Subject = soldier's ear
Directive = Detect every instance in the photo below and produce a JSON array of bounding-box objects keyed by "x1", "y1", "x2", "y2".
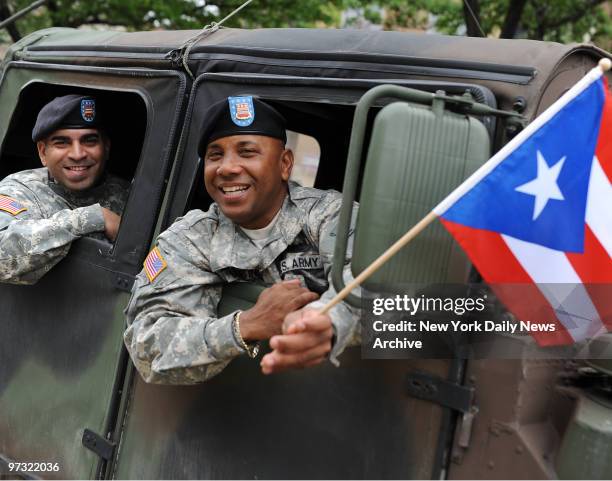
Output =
[
  {"x1": 37, "y1": 141, "x2": 48, "y2": 166},
  {"x1": 280, "y1": 147, "x2": 294, "y2": 182}
]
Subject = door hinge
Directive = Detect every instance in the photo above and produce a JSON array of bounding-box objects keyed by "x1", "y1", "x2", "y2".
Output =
[
  {"x1": 82, "y1": 429, "x2": 115, "y2": 461},
  {"x1": 405, "y1": 371, "x2": 479, "y2": 454},
  {"x1": 405, "y1": 371, "x2": 474, "y2": 413},
  {"x1": 406, "y1": 372, "x2": 478, "y2": 448}
]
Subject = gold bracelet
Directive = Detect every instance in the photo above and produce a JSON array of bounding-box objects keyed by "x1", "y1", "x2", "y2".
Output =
[{"x1": 233, "y1": 310, "x2": 260, "y2": 359}]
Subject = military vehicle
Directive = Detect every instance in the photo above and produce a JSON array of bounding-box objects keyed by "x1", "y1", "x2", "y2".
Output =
[{"x1": 0, "y1": 25, "x2": 610, "y2": 480}]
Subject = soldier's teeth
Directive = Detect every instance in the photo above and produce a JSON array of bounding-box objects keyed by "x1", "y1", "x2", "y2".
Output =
[{"x1": 222, "y1": 186, "x2": 248, "y2": 193}]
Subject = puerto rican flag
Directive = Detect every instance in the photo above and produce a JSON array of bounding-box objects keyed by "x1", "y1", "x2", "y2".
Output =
[{"x1": 434, "y1": 63, "x2": 612, "y2": 345}]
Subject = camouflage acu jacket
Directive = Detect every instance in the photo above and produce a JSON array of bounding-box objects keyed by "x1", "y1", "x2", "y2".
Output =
[
  {"x1": 124, "y1": 183, "x2": 360, "y2": 384},
  {"x1": 0, "y1": 167, "x2": 129, "y2": 284}
]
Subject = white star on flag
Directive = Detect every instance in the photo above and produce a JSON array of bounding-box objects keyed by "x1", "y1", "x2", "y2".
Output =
[{"x1": 515, "y1": 150, "x2": 566, "y2": 220}]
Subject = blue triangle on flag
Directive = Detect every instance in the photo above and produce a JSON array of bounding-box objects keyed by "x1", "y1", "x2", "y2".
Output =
[{"x1": 442, "y1": 79, "x2": 604, "y2": 253}]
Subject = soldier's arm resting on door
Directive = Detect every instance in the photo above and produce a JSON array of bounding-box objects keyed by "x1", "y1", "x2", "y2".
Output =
[{"x1": 0, "y1": 183, "x2": 106, "y2": 285}]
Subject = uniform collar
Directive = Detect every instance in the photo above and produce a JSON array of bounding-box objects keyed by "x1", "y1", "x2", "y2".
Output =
[
  {"x1": 209, "y1": 182, "x2": 307, "y2": 272},
  {"x1": 46, "y1": 169, "x2": 110, "y2": 208}
]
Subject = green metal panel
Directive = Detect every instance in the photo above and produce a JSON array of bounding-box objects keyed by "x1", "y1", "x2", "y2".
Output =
[
  {"x1": 0, "y1": 67, "x2": 127, "y2": 480},
  {"x1": 114, "y1": 353, "x2": 454, "y2": 480},
  {"x1": 556, "y1": 394, "x2": 612, "y2": 479},
  {"x1": 352, "y1": 101, "x2": 490, "y2": 288},
  {"x1": 0, "y1": 63, "x2": 186, "y2": 479},
  {"x1": 0, "y1": 276, "x2": 129, "y2": 479}
]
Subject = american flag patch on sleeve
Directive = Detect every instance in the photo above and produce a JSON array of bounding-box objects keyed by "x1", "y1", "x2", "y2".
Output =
[
  {"x1": 0, "y1": 195, "x2": 27, "y2": 216},
  {"x1": 143, "y1": 246, "x2": 167, "y2": 282}
]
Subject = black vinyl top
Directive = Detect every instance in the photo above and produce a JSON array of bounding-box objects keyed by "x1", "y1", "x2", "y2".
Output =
[
  {"x1": 3, "y1": 27, "x2": 610, "y2": 117},
  {"x1": 8, "y1": 27, "x2": 592, "y2": 74}
]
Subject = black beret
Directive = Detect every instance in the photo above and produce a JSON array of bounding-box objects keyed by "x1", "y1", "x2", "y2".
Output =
[
  {"x1": 32, "y1": 95, "x2": 103, "y2": 142},
  {"x1": 197, "y1": 96, "x2": 287, "y2": 156}
]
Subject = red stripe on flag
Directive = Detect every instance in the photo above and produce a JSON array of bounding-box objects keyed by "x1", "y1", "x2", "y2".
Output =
[
  {"x1": 566, "y1": 225, "x2": 612, "y2": 329},
  {"x1": 567, "y1": 225, "x2": 612, "y2": 282},
  {"x1": 596, "y1": 77, "x2": 612, "y2": 181},
  {"x1": 440, "y1": 218, "x2": 532, "y2": 283},
  {"x1": 440, "y1": 218, "x2": 573, "y2": 345}
]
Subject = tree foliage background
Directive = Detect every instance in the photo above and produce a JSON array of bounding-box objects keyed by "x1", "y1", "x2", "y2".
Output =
[{"x1": 0, "y1": 0, "x2": 610, "y2": 50}]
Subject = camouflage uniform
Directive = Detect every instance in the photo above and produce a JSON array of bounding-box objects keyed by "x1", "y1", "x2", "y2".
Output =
[
  {"x1": 0, "y1": 167, "x2": 129, "y2": 285},
  {"x1": 125, "y1": 182, "x2": 361, "y2": 384}
]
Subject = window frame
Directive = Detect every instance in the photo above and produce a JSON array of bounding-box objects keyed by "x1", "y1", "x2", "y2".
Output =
[
  {"x1": 161, "y1": 72, "x2": 498, "y2": 228},
  {"x1": 0, "y1": 61, "x2": 187, "y2": 278}
]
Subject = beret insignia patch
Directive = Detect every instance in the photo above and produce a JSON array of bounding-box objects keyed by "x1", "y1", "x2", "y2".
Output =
[
  {"x1": 0, "y1": 195, "x2": 27, "y2": 216},
  {"x1": 143, "y1": 246, "x2": 167, "y2": 282},
  {"x1": 229, "y1": 96, "x2": 255, "y2": 127},
  {"x1": 81, "y1": 99, "x2": 96, "y2": 123}
]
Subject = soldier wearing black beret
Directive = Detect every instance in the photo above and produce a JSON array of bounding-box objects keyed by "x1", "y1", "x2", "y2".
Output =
[
  {"x1": 196, "y1": 96, "x2": 288, "y2": 156},
  {"x1": 125, "y1": 96, "x2": 361, "y2": 385},
  {"x1": 0, "y1": 94, "x2": 130, "y2": 285}
]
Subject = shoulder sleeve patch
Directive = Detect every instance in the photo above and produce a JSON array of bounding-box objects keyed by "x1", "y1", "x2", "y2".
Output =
[
  {"x1": 143, "y1": 246, "x2": 167, "y2": 282},
  {"x1": 0, "y1": 194, "x2": 27, "y2": 216}
]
